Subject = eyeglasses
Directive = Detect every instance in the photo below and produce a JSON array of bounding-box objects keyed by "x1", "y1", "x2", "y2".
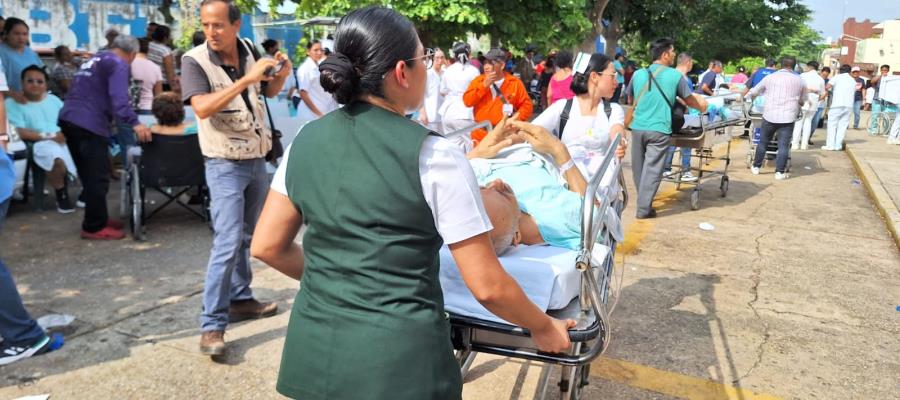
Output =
[
  {"x1": 405, "y1": 47, "x2": 435, "y2": 69},
  {"x1": 25, "y1": 79, "x2": 45, "y2": 84}
]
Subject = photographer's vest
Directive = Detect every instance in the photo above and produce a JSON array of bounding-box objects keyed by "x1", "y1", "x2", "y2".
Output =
[{"x1": 184, "y1": 40, "x2": 271, "y2": 160}]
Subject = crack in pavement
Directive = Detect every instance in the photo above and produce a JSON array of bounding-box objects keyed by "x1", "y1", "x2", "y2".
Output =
[
  {"x1": 66, "y1": 288, "x2": 205, "y2": 342},
  {"x1": 754, "y1": 307, "x2": 900, "y2": 336},
  {"x1": 735, "y1": 228, "x2": 772, "y2": 384}
]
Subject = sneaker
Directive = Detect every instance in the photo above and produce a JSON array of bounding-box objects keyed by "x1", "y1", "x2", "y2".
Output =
[
  {"x1": 751, "y1": 166, "x2": 760, "y2": 175},
  {"x1": 199, "y1": 330, "x2": 225, "y2": 356},
  {"x1": 663, "y1": 170, "x2": 676, "y2": 178},
  {"x1": 820, "y1": 145, "x2": 833, "y2": 151},
  {"x1": 56, "y1": 190, "x2": 75, "y2": 214},
  {"x1": 791, "y1": 144, "x2": 799, "y2": 150},
  {"x1": 229, "y1": 299, "x2": 278, "y2": 322},
  {"x1": 75, "y1": 200, "x2": 86, "y2": 208},
  {"x1": 0, "y1": 335, "x2": 51, "y2": 366},
  {"x1": 81, "y1": 226, "x2": 126, "y2": 240},
  {"x1": 775, "y1": 172, "x2": 789, "y2": 180},
  {"x1": 106, "y1": 219, "x2": 124, "y2": 230},
  {"x1": 681, "y1": 172, "x2": 699, "y2": 182},
  {"x1": 800, "y1": 144, "x2": 808, "y2": 150}
]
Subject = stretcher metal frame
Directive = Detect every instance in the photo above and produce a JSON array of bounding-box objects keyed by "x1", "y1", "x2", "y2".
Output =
[
  {"x1": 667, "y1": 95, "x2": 749, "y2": 210},
  {"x1": 447, "y1": 127, "x2": 627, "y2": 400}
]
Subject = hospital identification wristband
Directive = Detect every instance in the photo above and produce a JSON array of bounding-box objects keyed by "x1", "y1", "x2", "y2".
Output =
[
  {"x1": 0, "y1": 133, "x2": 8, "y2": 142},
  {"x1": 558, "y1": 159, "x2": 576, "y2": 174}
]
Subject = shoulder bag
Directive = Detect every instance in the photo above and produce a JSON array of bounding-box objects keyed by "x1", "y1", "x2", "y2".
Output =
[{"x1": 624, "y1": 66, "x2": 666, "y2": 129}]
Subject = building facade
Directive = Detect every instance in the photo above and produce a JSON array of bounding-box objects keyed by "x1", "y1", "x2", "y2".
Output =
[{"x1": 855, "y1": 19, "x2": 900, "y2": 74}]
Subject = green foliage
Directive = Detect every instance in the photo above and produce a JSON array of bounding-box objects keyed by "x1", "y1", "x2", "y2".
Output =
[
  {"x1": 724, "y1": 56, "x2": 764, "y2": 74},
  {"x1": 611, "y1": 0, "x2": 813, "y2": 66},
  {"x1": 778, "y1": 24, "x2": 827, "y2": 63}
]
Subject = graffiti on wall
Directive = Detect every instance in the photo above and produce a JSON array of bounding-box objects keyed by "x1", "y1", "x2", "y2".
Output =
[{"x1": 0, "y1": 0, "x2": 301, "y2": 56}]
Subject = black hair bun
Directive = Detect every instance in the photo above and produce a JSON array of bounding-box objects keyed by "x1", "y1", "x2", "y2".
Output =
[{"x1": 319, "y1": 52, "x2": 359, "y2": 104}]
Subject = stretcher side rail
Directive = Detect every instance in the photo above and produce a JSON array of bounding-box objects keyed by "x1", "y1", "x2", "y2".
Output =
[{"x1": 449, "y1": 134, "x2": 625, "y2": 368}]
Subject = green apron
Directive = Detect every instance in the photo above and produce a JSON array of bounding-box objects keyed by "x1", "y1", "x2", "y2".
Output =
[{"x1": 277, "y1": 102, "x2": 462, "y2": 400}]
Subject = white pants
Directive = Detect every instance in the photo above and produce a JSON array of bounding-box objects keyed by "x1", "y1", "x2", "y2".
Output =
[
  {"x1": 826, "y1": 107, "x2": 851, "y2": 150},
  {"x1": 33, "y1": 140, "x2": 78, "y2": 174},
  {"x1": 890, "y1": 112, "x2": 900, "y2": 141},
  {"x1": 792, "y1": 94, "x2": 817, "y2": 148}
]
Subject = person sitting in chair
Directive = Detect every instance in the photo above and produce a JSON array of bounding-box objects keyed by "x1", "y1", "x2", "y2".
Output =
[
  {"x1": 149, "y1": 92, "x2": 198, "y2": 136},
  {"x1": 5, "y1": 65, "x2": 77, "y2": 213}
]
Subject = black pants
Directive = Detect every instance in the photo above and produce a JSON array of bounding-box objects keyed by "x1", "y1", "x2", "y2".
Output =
[{"x1": 61, "y1": 120, "x2": 110, "y2": 232}]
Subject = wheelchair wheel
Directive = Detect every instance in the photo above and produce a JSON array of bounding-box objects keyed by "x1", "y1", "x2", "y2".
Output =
[
  {"x1": 119, "y1": 167, "x2": 129, "y2": 219},
  {"x1": 129, "y1": 166, "x2": 144, "y2": 241},
  {"x1": 720, "y1": 175, "x2": 729, "y2": 197}
]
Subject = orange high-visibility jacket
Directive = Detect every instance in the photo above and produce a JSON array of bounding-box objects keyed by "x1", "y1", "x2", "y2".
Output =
[{"x1": 463, "y1": 73, "x2": 533, "y2": 143}]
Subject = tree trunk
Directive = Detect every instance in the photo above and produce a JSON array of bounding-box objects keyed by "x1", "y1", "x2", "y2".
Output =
[
  {"x1": 604, "y1": 11, "x2": 621, "y2": 57},
  {"x1": 578, "y1": 0, "x2": 611, "y2": 52}
]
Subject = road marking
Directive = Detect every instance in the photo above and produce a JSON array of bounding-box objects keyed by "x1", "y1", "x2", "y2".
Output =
[{"x1": 590, "y1": 357, "x2": 783, "y2": 400}]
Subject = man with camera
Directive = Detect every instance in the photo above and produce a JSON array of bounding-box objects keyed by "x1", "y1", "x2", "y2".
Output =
[{"x1": 181, "y1": 0, "x2": 291, "y2": 357}]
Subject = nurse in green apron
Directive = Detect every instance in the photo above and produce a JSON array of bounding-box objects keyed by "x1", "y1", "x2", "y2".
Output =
[{"x1": 251, "y1": 7, "x2": 574, "y2": 400}]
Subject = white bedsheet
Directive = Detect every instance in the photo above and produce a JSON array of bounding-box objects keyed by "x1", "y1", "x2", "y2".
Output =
[{"x1": 439, "y1": 244, "x2": 610, "y2": 325}]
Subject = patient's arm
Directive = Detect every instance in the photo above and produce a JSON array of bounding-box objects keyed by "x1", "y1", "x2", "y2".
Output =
[
  {"x1": 466, "y1": 113, "x2": 521, "y2": 159},
  {"x1": 450, "y1": 232, "x2": 575, "y2": 353},
  {"x1": 508, "y1": 120, "x2": 589, "y2": 196},
  {"x1": 251, "y1": 190, "x2": 305, "y2": 280},
  {"x1": 683, "y1": 93, "x2": 708, "y2": 113}
]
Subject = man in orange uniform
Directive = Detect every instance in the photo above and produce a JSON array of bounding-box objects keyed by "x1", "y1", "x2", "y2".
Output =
[{"x1": 464, "y1": 48, "x2": 532, "y2": 144}]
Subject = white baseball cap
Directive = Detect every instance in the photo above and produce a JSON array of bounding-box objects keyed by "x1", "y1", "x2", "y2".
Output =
[{"x1": 851, "y1": 66, "x2": 861, "y2": 72}]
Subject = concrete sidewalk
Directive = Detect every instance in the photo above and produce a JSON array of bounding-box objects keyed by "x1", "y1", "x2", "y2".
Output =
[{"x1": 845, "y1": 126, "x2": 900, "y2": 248}]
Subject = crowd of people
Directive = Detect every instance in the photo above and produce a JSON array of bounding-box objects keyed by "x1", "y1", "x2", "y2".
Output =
[{"x1": 0, "y1": 4, "x2": 898, "y2": 399}]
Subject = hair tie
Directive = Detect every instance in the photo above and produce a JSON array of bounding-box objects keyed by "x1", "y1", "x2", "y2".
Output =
[{"x1": 319, "y1": 52, "x2": 356, "y2": 78}]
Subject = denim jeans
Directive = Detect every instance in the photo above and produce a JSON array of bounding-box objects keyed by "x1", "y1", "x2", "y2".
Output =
[
  {"x1": 810, "y1": 106, "x2": 824, "y2": 138},
  {"x1": 1, "y1": 200, "x2": 45, "y2": 345},
  {"x1": 753, "y1": 119, "x2": 792, "y2": 173},
  {"x1": 853, "y1": 99, "x2": 862, "y2": 128},
  {"x1": 200, "y1": 157, "x2": 269, "y2": 332},
  {"x1": 663, "y1": 146, "x2": 691, "y2": 173}
]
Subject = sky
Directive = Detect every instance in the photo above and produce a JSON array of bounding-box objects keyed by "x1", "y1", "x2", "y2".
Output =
[{"x1": 803, "y1": 0, "x2": 900, "y2": 42}]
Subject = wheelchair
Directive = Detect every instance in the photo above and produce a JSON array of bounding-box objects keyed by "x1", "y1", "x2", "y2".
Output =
[{"x1": 121, "y1": 134, "x2": 210, "y2": 240}]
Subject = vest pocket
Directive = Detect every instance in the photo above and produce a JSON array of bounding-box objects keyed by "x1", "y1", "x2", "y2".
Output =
[{"x1": 211, "y1": 109, "x2": 252, "y2": 133}]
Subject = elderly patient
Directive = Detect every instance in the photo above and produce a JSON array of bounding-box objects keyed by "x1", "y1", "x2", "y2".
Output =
[{"x1": 468, "y1": 118, "x2": 624, "y2": 254}]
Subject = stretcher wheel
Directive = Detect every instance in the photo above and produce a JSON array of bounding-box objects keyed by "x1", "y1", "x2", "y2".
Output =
[
  {"x1": 720, "y1": 176, "x2": 729, "y2": 197},
  {"x1": 130, "y1": 166, "x2": 144, "y2": 241},
  {"x1": 690, "y1": 190, "x2": 700, "y2": 210},
  {"x1": 745, "y1": 149, "x2": 753, "y2": 168}
]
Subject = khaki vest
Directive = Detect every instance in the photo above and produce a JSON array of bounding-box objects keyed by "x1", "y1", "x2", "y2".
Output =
[{"x1": 184, "y1": 40, "x2": 271, "y2": 159}]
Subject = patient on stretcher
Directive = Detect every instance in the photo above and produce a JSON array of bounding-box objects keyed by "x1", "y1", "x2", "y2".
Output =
[{"x1": 468, "y1": 119, "x2": 624, "y2": 254}]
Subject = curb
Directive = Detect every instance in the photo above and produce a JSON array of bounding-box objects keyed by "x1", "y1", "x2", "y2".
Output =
[{"x1": 846, "y1": 145, "x2": 900, "y2": 250}]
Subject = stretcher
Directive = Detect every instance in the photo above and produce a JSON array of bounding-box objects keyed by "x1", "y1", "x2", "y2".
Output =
[
  {"x1": 667, "y1": 93, "x2": 749, "y2": 210},
  {"x1": 441, "y1": 130, "x2": 627, "y2": 400}
]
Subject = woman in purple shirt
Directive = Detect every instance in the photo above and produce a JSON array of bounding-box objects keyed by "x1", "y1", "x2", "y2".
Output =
[{"x1": 58, "y1": 35, "x2": 151, "y2": 240}]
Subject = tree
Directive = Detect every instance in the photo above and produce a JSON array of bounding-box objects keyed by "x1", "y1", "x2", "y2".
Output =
[
  {"x1": 250, "y1": 0, "x2": 597, "y2": 53},
  {"x1": 779, "y1": 24, "x2": 827, "y2": 64},
  {"x1": 608, "y1": 0, "x2": 812, "y2": 65}
]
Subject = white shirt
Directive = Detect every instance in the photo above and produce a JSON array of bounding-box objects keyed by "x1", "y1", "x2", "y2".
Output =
[
  {"x1": 438, "y1": 62, "x2": 480, "y2": 122},
  {"x1": 271, "y1": 137, "x2": 493, "y2": 245},
  {"x1": 297, "y1": 57, "x2": 338, "y2": 117},
  {"x1": 829, "y1": 73, "x2": 857, "y2": 109},
  {"x1": 800, "y1": 70, "x2": 826, "y2": 107},
  {"x1": 423, "y1": 68, "x2": 444, "y2": 122},
  {"x1": 532, "y1": 96, "x2": 625, "y2": 177}
]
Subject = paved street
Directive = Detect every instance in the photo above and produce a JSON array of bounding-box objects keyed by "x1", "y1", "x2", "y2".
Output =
[{"x1": 1, "y1": 126, "x2": 899, "y2": 399}]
